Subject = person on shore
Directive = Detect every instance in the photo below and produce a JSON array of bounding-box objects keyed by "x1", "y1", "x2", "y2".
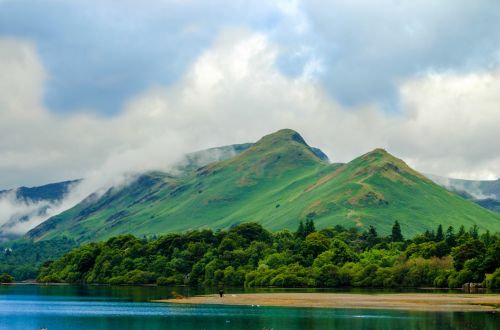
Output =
[{"x1": 219, "y1": 289, "x2": 224, "y2": 298}]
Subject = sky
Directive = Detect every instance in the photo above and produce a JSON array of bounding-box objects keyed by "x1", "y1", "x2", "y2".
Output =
[{"x1": 1, "y1": 0, "x2": 500, "y2": 190}]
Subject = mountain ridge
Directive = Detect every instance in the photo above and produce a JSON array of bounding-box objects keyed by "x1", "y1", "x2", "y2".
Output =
[{"x1": 26, "y1": 129, "x2": 500, "y2": 242}]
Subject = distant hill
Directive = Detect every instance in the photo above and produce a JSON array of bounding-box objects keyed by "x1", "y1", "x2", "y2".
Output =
[
  {"x1": 0, "y1": 180, "x2": 78, "y2": 241},
  {"x1": 474, "y1": 198, "x2": 500, "y2": 213},
  {"x1": 0, "y1": 180, "x2": 78, "y2": 202},
  {"x1": 26, "y1": 129, "x2": 500, "y2": 243},
  {"x1": 427, "y1": 174, "x2": 500, "y2": 213}
]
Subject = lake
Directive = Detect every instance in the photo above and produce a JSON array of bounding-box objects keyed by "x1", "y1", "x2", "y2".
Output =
[{"x1": 0, "y1": 285, "x2": 498, "y2": 329}]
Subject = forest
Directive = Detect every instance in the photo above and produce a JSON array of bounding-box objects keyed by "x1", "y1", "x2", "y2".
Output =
[
  {"x1": 35, "y1": 221, "x2": 500, "y2": 289},
  {"x1": 0, "y1": 237, "x2": 76, "y2": 280}
]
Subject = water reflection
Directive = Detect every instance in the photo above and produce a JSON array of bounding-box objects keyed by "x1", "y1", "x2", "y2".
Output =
[{"x1": 0, "y1": 285, "x2": 498, "y2": 330}]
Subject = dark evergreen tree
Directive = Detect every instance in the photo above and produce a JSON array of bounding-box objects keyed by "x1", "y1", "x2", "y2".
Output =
[
  {"x1": 445, "y1": 226, "x2": 456, "y2": 247},
  {"x1": 365, "y1": 225, "x2": 379, "y2": 248},
  {"x1": 469, "y1": 224, "x2": 479, "y2": 239},
  {"x1": 305, "y1": 219, "x2": 316, "y2": 236},
  {"x1": 423, "y1": 229, "x2": 435, "y2": 242},
  {"x1": 457, "y1": 225, "x2": 466, "y2": 238},
  {"x1": 435, "y1": 224, "x2": 444, "y2": 241},
  {"x1": 391, "y1": 220, "x2": 403, "y2": 242},
  {"x1": 481, "y1": 230, "x2": 492, "y2": 247},
  {"x1": 295, "y1": 221, "x2": 306, "y2": 239}
]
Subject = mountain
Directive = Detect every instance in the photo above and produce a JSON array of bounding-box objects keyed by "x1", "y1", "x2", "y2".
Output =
[
  {"x1": 0, "y1": 144, "x2": 255, "y2": 242},
  {"x1": 0, "y1": 180, "x2": 78, "y2": 202},
  {"x1": 427, "y1": 174, "x2": 500, "y2": 213},
  {"x1": 27, "y1": 129, "x2": 500, "y2": 242},
  {"x1": 427, "y1": 174, "x2": 500, "y2": 199},
  {"x1": 474, "y1": 199, "x2": 500, "y2": 213},
  {"x1": 0, "y1": 180, "x2": 78, "y2": 241}
]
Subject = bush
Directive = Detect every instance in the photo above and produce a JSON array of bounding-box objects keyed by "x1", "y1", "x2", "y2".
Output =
[
  {"x1": 0, "y1": 273, "x2": 14, "y2": 283},
  {"x1": 483, "y1": 268, "x2": 500, "y2": 289},
  {"x1": 157, "y1": 276, "x2": 178, "y2": 286},
  {"x1": 315, "y1": 264, "x2": 341, "y2": 287}
]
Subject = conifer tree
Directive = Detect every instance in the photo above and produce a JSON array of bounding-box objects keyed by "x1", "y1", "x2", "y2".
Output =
[
  {"x1": 366, "y1": 225, "x2": 378, "y2": 248},
  {"x1": 457, "y1": 225, "x2": 466, "y2": 239},
  {"x1": 435, "y1": 224, "x2": 444, "y2": 241},
  {"x1": 305, "y1": 219, "x2": 316, "y2": 236},
  {"x1": 391, "y1": 220, "x2": 403, "y2": 242},
  {"x1": 296, "y1": 221, "x2": 306, "y2": 239},
  {"x1": 469, "y1": 224, "x2": 479, "y2": 239},
  {"x1": 446, "y1": 226, "x2": 456, "y2": 247}
]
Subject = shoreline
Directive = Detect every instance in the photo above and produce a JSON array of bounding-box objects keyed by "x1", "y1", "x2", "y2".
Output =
[{"x1": 156, "y1": 292, "x2": 500, "y2": 312}]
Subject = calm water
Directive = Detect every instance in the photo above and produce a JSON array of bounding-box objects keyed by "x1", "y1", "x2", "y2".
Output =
[{"x1": 0, "y1": 285, "x2": 498, "y2": 330}]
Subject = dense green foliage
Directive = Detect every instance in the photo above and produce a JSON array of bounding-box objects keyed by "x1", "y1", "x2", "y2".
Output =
[
  {"x1": 0, "y1": 237, "x2": 76, "y2": 280},
  {"x1": 28, "y1": 129, "x2": 500, "y2": 243},
  {"x1": 0, "y1": 273, "x2": 14, "y2": 283},
  {"x1": 38, "y1": 221, "x2": 500, "y2": 289}
]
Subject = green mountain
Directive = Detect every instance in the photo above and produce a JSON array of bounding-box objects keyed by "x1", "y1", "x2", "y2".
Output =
[{"x1": 27, "y1": 129, "x2": 500, "y2": 243}]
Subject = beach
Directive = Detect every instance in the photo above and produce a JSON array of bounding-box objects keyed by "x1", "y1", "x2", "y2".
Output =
[{"x1": 158, "y1": 292, "x2": 500, "y2": 312}]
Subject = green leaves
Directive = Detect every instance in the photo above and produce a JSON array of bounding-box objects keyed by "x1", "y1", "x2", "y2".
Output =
[{"x1": 36, "y1": 221, "x2": 498, "y2": 289}]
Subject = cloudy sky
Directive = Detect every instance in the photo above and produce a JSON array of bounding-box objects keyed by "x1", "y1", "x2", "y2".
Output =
[{"x1": 1, "y1": 0, "x2": 500, "y2": 191}]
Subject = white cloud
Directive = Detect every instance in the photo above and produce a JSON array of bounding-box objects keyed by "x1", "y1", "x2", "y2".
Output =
[
  {"x1": 395, "y1": 70, "x2": 500, "y2": 180},
  {"x1": 0, "y1": 187, "x2": 74, "y2": 239},
  {"x1": 1, "y1": 30, "x2": 500, "y2": 236}
]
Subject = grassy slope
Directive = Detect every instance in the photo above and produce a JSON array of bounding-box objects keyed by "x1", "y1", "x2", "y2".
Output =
[{"x1": 27, "y1": 129, "x2": 500, "y2": 242}]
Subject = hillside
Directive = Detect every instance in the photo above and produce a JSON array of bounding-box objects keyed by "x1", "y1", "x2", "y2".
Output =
[
  {"x1": 27, "y1": 129, "x2": 500, "y2": 242},
  {"x1": 428, "y1": 174, "x2": 500, "y2": 213}
]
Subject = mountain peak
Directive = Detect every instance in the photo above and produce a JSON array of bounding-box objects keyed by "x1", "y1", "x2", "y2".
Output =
[
  {"x1": 249, "y1": 129, "x2": 328, "y2": 162},
  {"x1": 353, "y1": 147, "x2": 431, "y2": 183},
  {"x1": 364, "y1": 148, "x2": 390, "y2": 158},
  {"x1": 359, "y1": 148, "x2": 404, "y2": 165},
  {"x1": 255, "y1": 129, "x2": 307, "y2": 146},
  {"x1": 212, "y1": 129, "x2": 327, "y2": 179}
]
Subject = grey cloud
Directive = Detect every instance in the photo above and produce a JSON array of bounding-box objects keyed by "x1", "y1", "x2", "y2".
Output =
[
  {"x1": 301, "y1": 0, "x2": 500, "y2": 108},
  {"x1": 1, "y1": 29, "x2": 500, "y2": 236}
]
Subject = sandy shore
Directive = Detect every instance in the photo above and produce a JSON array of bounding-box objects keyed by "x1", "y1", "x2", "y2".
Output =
[{"x1": 156, "y1": 292, "x2": 500, "y2": 312}]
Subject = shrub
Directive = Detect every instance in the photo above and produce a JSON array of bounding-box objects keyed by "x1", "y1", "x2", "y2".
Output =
[
  {"x1": 0, "y1": 273, "x2": 14, "y2": 283},
  {"x1": 484, "y1": 268, "x2": 500, "y2": 289}
]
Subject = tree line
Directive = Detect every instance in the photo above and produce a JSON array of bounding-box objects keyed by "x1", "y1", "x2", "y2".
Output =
[
  {"x1": 36, "y1": 221, "x2": 500, "y2": 289},
  {"x1": 0, "y1": 237, "x2": 76, "y2": 281}
]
